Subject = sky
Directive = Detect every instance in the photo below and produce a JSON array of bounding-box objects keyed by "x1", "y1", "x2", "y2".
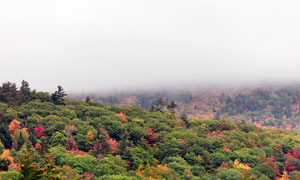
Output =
[{"x1": 0, "y1": 0, "x2": 300, "y2": 92}]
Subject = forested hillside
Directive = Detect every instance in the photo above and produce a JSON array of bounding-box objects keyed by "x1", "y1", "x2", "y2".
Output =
[
  {"x1": 71, "y1": 86, "x2": 300, "y2": 131},
  {"x1": 1, "y1": 81, "x2": 300, "y2": 179}
]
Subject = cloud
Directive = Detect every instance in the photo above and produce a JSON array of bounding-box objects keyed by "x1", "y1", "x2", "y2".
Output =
[{"x1": 0, "y1": 0, "x2": 299, "y2": 91}]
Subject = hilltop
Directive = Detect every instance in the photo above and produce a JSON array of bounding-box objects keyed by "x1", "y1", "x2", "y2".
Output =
[{"x1": 1, "y1": 81, "x2": 300, "y2": 179}]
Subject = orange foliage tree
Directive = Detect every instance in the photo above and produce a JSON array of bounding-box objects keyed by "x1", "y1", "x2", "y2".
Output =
[
  {"x1": 117, "y1": 113, "x2": 127, "y2": 124},
  {"x1": 8, "y1": 119, "x2": 21, "y2": 135}
]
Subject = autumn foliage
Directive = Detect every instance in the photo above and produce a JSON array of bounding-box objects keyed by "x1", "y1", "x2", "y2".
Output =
[
  {"x1": 8, "y1": 119, "x2": 21, "y2": 135},
  {"x1": 233, "y1": 159, "x2": 251, "y2": 170},
  {"x1": 107, "y1": 138, "x2": 119, "y2": 153},
  {"x1": 34, "y1": 126, "x2": 47, "y2": 137},
  {"x1": 116, "y1": 112, "x2": 127, "y2": 124},
  {"x1": 2, "y1": 81, "x2": 300, "y2": 179}
]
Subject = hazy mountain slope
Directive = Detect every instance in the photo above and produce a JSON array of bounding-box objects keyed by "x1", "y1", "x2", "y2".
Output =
[{"x1": 70, "y1": 86, "x2": 300, "y2": 131}]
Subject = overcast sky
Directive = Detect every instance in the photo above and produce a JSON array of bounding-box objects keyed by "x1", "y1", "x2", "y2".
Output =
[{"x1": 0, "y1": 0, "x2": 300, "y2": 92}]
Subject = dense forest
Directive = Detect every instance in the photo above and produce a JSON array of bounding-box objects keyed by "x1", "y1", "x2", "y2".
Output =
[
  {"x1": 70, "y1": 86, "x2": 300, "y2": 131},
  {"x1": 1, "y1": 81, "x2": 300, "y2": 179}
]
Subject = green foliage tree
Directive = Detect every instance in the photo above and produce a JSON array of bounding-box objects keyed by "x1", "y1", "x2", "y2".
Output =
[
  {"x1": 217, "y1": 168, "x2": 242, "y2": 180},
  {"x1": 0, "y1": 171, "x2": 20, "y2": 180},
  {"x1": 97, "y1": 155, "x2": 127, "y2": 176}
]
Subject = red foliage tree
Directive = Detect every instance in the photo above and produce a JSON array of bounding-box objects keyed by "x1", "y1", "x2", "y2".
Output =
[
  {"x1": 284, "y1": 149, "x2": 300, "y2": 172},
  {"x1": 259, "y1": 155, "x2": 280, "y2": 177},
  {"x1": 66, "y1": 138, "x2": 78, "y2": 152},
  {"x1": 107, "y1": 138, "x2": 119, "y2": 154},
  {"x1": 84, "y1": 172, "x2": 92, "y2": 180},
  {"x1": 285, "y1": 161, "x2": 296, "y2": 172},
  {"x1": 34, "y1": 126, "x2": 47, "y2": 137},
  {"x1": 146, "y1": 128, "x2": 158, "y2": 144},
  {"x1": 222, "y1": 145, "x2": 232, "y2": 152}
]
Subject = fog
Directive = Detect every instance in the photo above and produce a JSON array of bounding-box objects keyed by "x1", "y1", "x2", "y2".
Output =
[{"x1": 0, "y1": 0, "x2": 300, "y2": 92}]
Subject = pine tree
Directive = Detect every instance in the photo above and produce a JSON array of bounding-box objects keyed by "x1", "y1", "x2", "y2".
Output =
[
  {"x1": 85, "y1": 96, "x2": 91, "y2": 104},
  {"x1": 0, "y1": 81, "x2": 19, "y2": 106},
  {"x1": 19, "y1": 80, "x2": 31, "y2": 105},
  {"x1": 18, "y1": 151, "x2": 43, "y2": 180},
  {"x1": 180, "y1": 113, "x2": 190, "y2": 128},
  {"x1": 167, "y1": 101, "x2": 177, "y2": 113},
  {"x1": 51, "y1": 85, "x2": 67, "y2": 105},
  {"x1": 151, "y1": 97, "x2": 165, "y2": 112}
]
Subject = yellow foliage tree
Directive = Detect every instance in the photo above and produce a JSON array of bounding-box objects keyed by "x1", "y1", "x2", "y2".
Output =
[
  {"x1": 136, "y1": 164, "x2": 169, "y2": 180},
  {"x1": 1, "y1": 149, "x2": 13, "y2": 163},
  {"x1": 234, "y1": 159, "x2": 251, "y2": 170},
  {"x1": 197, "y1": 155, "x2": 203, "y2": 161},
  {"x1": 277, "y1": 170, "x2": 289, "y2": 180}
]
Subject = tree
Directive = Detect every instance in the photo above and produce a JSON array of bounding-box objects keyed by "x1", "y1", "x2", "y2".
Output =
[
  {"x1": 217, "y1": 168, "x2": 243, "y2": 180},
  {"x1": 64, "y1": 125, "x2": 78, "y2": 152},
  {"x1": 97, "y1": 155, "x2": 127, "y2": 176},
  {"x1": 0, "y1": 141, "x2": 4, "y2": 155},
  {"x1": 149, "y1": 105, "x2": 156, "y2": 112},
  {"x1": 167, "y1": 101, "x2": 177, "y2": 113},
  {"x1": 0, "y1": 158, "x2": 10, "y2": 171},
  {"x1": 0, "y1": 82, "x2": 19, "y2": 106},
  {"x1": 18, "y1": 151, "x2": 43, "y2": 180},
  {"x1": 51, "y1": 85, "x2": 67, "y2": 105},
  {"x1": 150, "y1": 97, "x2": 165, "y2": 112},
  {"x1": 19, "y1": 80, "x2": 31, "y2": 105},
  {"x1": 11, "y1": 129, "x2": 29, "y2": 151},
  {"x1": 33, "y1": 91, "x2": 51, "y2": 102},
  {"x1": 18, "y1": 150, "x2": 62, "y2": 180},
  {"x1": 156, "y1": 97, "x2": 164, "y2": 111},
  {"x1": 85, "y1": 96, "x2": 91, "y2": 104},
  {"x1": 8, "y1": 119, "x2": 21, "y2": 135},
  {"x1": 180, "y1": 113, "x2": 190, "y2": 128}
]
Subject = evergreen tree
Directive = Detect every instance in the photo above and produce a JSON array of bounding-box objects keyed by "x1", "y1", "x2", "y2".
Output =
[
  {"x1": 167, "y1": 101, "x2": 177, "y2": 113},
  {"x1": 149, "y1": 105, "x2": 156, "y2": 112},
  {"x1": 16, "y1": 131, "x2": 25, "y2": 151},
  {"x1": 51, "y1": 86, "x2": 67, "y2": 105},
  {"x1": 0, "y1": 81, "x2": 19, "y2": 106},
  {"x1": 18, "y1": 145, "x2": 62, "y2": 180},
  {"x1": 18, "y1": 151, "x2": 43, "y2": 180},
  {"x1": 19, "y1": 80, "x2": 31, "y2": 105},
  {"x1": 180, "y1": 113, "x2": 190, "y2": 128},
  {"x1": 85, "y1": 96, "x2": 91, "y2": 104},
  {"x1": 151, "y1": 97, "x2": 165, "y2": 112},
  {"x1": 0, "y1": 158, "x2": 10, "y2": 171}
]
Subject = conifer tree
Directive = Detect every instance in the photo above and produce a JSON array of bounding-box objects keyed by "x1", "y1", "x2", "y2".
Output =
[
  {"x1": 0, "y1": 81, "x2": 19, "y2": 106},
  {"x1": 19, "y1": 80, "x2": 31, "y2": 105},
  {"x1": 18, "y1": 151, "x2": 43, "y2": 180},
  {"x1": 51, "y1": 85, "x2": 67, "y2": 105},
  {"x1": 85, "y1": 96, "x2": 91, "y2": 104},
  {"x1": 167, "y1": 101, "x2": 177, "y2": 113}
]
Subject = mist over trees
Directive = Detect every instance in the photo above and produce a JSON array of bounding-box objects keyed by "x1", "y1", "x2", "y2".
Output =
[{"x1": 71, "y1": 86, "x2": 300, "y2": 131}]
